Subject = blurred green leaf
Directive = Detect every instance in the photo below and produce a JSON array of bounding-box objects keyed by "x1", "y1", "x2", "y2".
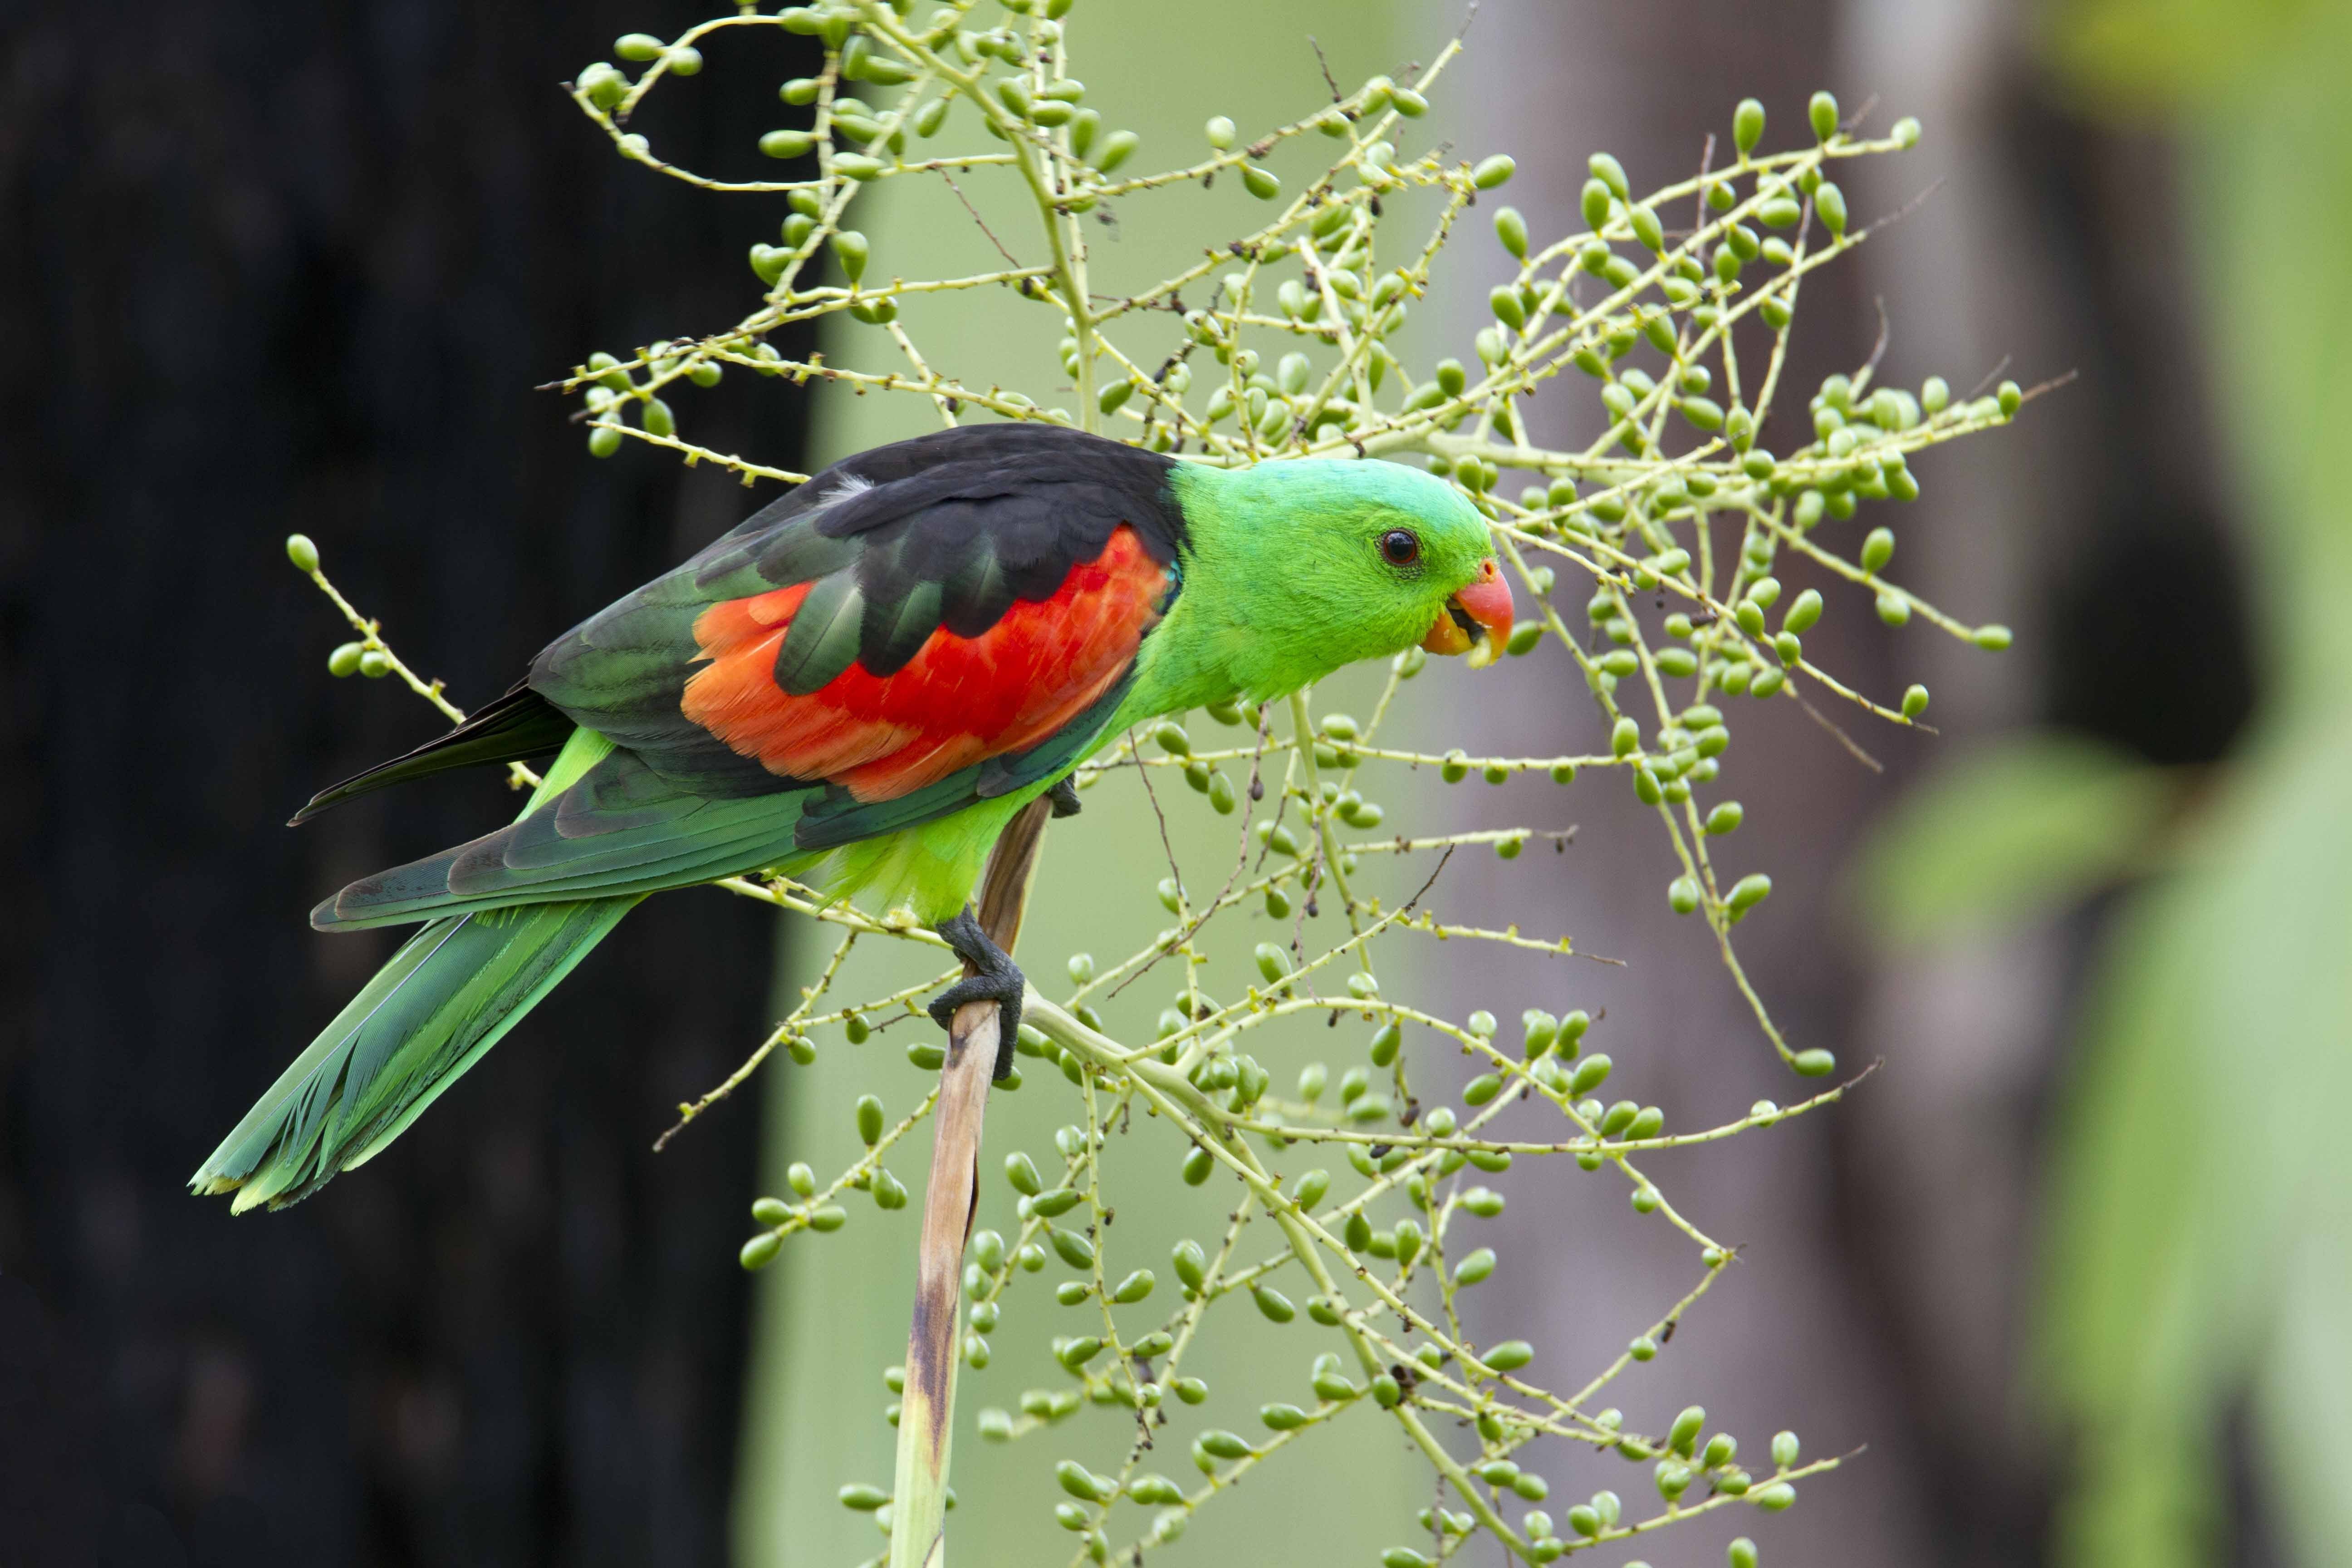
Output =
[
  {"x1": 2044, "y1": 0, "x2": 2316, "y2": 118},
  {"x1": 1850, "y1": 731, "x2": 2178, "y2": 950},
  {"x1": 2045, "y1": 719, "x2": 2352, "y2": 1568},
  {"x1": 2035, "y1": 2, "x2": 2352, "y2": 1561}
]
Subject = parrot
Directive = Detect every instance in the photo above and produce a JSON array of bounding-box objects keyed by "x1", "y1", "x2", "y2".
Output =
[{"x1": 193, "y1": 424, "x2": 1514, "y2": 1210}]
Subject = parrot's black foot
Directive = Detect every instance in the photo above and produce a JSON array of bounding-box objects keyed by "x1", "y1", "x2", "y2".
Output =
[
  {"x1": 1046, "y1": 776, "x2": 1082, "y2": 818},
  {"x1": 929, "y1": 909, "x2": 1026, "y2": 1081}
]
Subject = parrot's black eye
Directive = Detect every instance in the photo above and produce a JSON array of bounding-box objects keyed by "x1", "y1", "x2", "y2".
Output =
[{"x1": 1379, "y1": 529, "x2": 1421, "y2": 567}]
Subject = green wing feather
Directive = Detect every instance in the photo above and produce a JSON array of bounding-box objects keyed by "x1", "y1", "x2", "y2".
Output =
[{"x1": 311, "y1": 740, "x2": 817, "y2": 929}]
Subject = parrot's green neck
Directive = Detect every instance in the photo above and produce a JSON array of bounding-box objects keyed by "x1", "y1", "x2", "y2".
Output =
[{"x1": 1121, "y1": 459, "x2": 1459, "y2": 719}]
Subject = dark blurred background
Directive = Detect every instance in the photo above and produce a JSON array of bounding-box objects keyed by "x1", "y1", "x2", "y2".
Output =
[
  {"x1": 0, "y1": 4, "x2": 816, "y2": 1563},
  {"x1": 5, "y1": 1, "x2": 2343, "y2": 1566}
]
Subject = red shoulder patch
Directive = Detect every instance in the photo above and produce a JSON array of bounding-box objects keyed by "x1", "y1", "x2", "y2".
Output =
[{"x1": 681, "y1": 524, "x2": 1166, "y2": 802}]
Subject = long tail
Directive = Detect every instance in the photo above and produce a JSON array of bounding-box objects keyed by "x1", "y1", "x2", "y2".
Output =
[{"x1": 191, "y1": 896, "x2": 638, "y2": 1211}]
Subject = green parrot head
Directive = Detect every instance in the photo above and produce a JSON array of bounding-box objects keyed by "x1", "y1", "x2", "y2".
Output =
[{"x1": 1166, "y1": 456, "x2": 1514, "y2": 702}]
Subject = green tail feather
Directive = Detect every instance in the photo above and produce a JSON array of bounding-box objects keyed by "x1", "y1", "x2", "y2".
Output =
[{"x1": 192, "y1": 896, "x2": 638, "y2": 1211}]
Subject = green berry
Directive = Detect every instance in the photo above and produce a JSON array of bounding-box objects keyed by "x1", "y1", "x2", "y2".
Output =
[
  {"x1": 1494, "y1": 206, "x2": 1529, "y2": 258},
  {"x1": 578, "y1": 62, "x2": 627, "y2": 110},
  {"x1": 1808, "y1": 90, "x2": 1838, "y2": 140},
  {"x1": 1733, "y1": 98, "x2": 1765, "y2": 155},
  {"x1": 1095, "y1": 129, "x2": 1139, "y2": 172},
  {"x1": 1484, "y1": 1339, "x2": 1534, "y2": 1372},
  {"x1": 284, "y1": 534, "x2": 319, "y2": 573},
  {"x1": 1581, "y1": 179, "x2": 1612, "y2": 230},
  {"x1": 1815, "y1": 181, "x2": 1848, "y2": 236},
  {"x1": 833, "y1": 230, "x2": 869, "y2": 283}
]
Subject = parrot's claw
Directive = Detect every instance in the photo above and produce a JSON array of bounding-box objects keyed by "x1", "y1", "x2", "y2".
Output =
[
  {"x1": 930, "y1": 910, "x2": 1026, "y2": 1081},
  {"x1": 1046, "y1": 776, "x2": 1082, "y2": 818}
]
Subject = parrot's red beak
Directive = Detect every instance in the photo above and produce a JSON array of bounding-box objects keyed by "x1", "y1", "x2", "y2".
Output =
[{"x1": 1422, "y1": 558, "x2": 1515, "y2": 669}]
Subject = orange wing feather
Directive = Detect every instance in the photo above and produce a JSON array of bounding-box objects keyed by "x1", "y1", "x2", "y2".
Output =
[{"x1": 681, "y1": 525, "x2": 1166, "y2": 802}]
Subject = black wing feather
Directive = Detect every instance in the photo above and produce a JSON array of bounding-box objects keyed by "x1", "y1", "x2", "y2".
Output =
[
  {"x1": 528, "y1": 425, "x2": 1180, "y2": 790},
  {"x1": 290, "y1": 685, "x2": 574, "y2": 824}
]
